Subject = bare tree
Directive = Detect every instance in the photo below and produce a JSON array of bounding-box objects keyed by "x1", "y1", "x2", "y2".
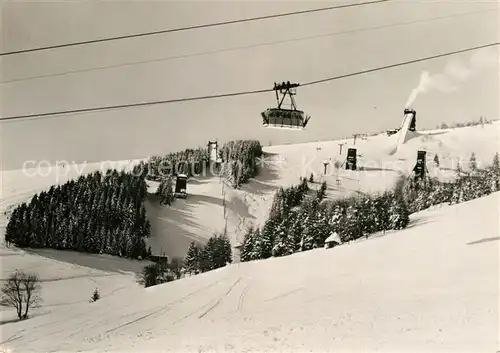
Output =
[{"x1": 0, "y1": 270, "x2": 42, "y2": 320}]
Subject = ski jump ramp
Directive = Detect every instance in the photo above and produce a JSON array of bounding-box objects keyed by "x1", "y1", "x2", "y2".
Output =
[{"x1": 395, "y1": 110, "x2": 418, "y2": 148}]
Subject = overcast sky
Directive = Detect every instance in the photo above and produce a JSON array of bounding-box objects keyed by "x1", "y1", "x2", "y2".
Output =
[{"x1": 1, "y1": 0, "x2": 498, "y2": 170}]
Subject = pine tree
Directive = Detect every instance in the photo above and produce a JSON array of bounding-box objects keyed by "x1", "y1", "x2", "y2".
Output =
[
  {"x1": 358, "y1": 196, "x2": 376, "y2": 238},
  {"x1": 433, "y1": 154, "x2": 440, "y2": 168},
  {"x1": 220, "y1": 234, "x2": 233, "y2": 266},
  {"x1": 455, "y1": 160, "x2": 463, "y2": 177},
  {"x1": 198, "y1": 246, "x2": 212, "y2": 273},
  {"x1": 491, "y1": 152, "x2": 500, "y2": 191},
  {"x1": 89, "y1": 288, "x2": 100, "y2": 302},
  {"x1": 469, "y1": 152, "x2": 477, "y2": 172},
  {"x1": 157, "y1": 177, "x2": 175, "y2": 206},
  {"x1": 272, "y1": 219, "x2": 294, "y2": 257},
  {"x1": 289, "y1": 209, "x2": 306, "y2": 252},
  {"x1": 204, "y1": 234, "x2": 232, "y2": 269},
  {"x1": 218, "y1": 140, "x2": 262, "y2": 188},
  {"x1": 231, "y1": 161, "x2": 241, "y2": 188},
  {"x1": 300, "y1": 210, "x2": 317, "y2": 251},
  {"x1": 316, "y1": 181, "x2": 328, "y2": 201},
  {"x1": 329, "y1": 204, "x2": 344, "y2": 234},
  {"x1": 313, "y1": 208, "x2": 332, "y2": 247},
  {"x1": 240, "y1": 226, "x2": 257, "y2": 262},
  {"x1": 298, "y1": 176, "x2": 309, "y2": 195},
  {"x1": 374, "y1": 192, "x2": 392, "y2": 232},
  {"x1": 5, "y1": 170, "x2": 152, "y2": 259},
  {"x1": 164, "y1": 177, "x2": 175, "y2": 205},
  {"x1": 155, "y1": 180, "x2": 164, "y2": 199},
  {"x1": 184, "y1": 242, "x2": 201, "y2": 275},
  {"x1": 258, "y1": 216, "x2": 279, "y2": 259},
  {"x1": 340, "y1": 205, "x2": 361, "y2": 242},
  {"x1": 137, "y1": 263, "x2": 162, "y2": 288},
  {"x1": 389, "y1": 195, "x2": 410, "y2": 230},
  {"x1": 492, "y1": 152, "x2": 500, "y2": 172}
]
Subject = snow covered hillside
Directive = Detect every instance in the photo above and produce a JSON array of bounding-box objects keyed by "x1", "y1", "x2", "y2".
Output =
[
  {"x1": 147, "y1": 122, "x2": 500, "y2": 258},
  {"x1": 0, "y1": 123, "x2": 498, "y2": 321},
  {"x1": 1, "y1": 192, "x2": 498, "y2": 352},
  {"x1": 0, "y1": 242, "x2": 145, "y2": 324},
  {"x1": 1, "y1": 123, "x2": 499, "y2": 259}
]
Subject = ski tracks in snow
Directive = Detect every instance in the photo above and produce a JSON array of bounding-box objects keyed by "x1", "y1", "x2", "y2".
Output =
[
  {"x1": 173, "y1": 278, "x2": 250, "y2": 325},
  {"x1": 237, "y1": 283, "x2": 252, "y2": 312},
  {"x1": 71, "y1": 277, "x2": 232, "y2": 347},
  {"x1": 264, "y1": 287, "x2": 305, "y2": 303},
  {"x1": 105, "y1": 278, "x2": 229, "y2": 333},
  {"x1": 198, "y1": 277, "x2": 242, "y2": 319}
]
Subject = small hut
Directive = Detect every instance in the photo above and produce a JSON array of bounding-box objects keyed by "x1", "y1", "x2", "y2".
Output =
[
  {"x1": 324, "y1": 232, "x2": 341, "y2": 249},
  {"x1": 149, "y1": 254, "x2": 169, "y2": 267},
  {"x1": 174, "y1": 174, "x2": 188, "y2": 198}
]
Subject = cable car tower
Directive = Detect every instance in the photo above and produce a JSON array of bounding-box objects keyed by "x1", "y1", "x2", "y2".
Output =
[{"x1": 261, "y1": 81, "x2": 311, "y2": 129}]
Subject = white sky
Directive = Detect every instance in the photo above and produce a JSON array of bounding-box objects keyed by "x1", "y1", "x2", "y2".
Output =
[{"x1": 0, "y1": 0, "x2": 498, "y2": 170}]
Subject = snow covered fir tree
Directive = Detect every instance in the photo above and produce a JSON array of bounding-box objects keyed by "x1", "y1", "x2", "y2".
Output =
[
  {"x1": 240, "y1": 152, "x2": 499, "y2": 262},
  {"x1": 219, "y1": 140, "x2": 263, "y2": 188},
  {"x1": 155, "y1": 176, "x2": 175, "y2": 206},
  {"x1": 183, "y1": 235, "x2": 232, "y2": 276},
  {"x1": 146, "y1": 140, "x2": 262, "y2": 188},
  {"x1": 5, "y1": 165, "x2": 152, "y2": 259}
]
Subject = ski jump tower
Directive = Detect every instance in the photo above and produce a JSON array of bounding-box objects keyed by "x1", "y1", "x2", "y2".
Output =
[
  {"x1": 395, "y1": 108, "x2": 418, "y2": 147},
  {"x1": 207, "y1": 140, "x2": 221, "y2": 174}
]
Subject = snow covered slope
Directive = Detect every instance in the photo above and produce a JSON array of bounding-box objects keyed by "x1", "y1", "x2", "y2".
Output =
[
  {"x1": 145, "y1": 123, "x2": 499, "y2": 259},
  {"x1": 1, "y1": 123, "x2": 499, "y2": 259},
  {"x1": 0, "y1": 160, "x2": 151, "y2": 323},
  {"x1": 1, "y1": 192, "x2": 498, "y2": 353},
  {"x1": 0, "y1": 243, "x2": 145, "y2": 324},
  {"x1": 0, "y1": 123, "x2": 498, "y2": 317}
]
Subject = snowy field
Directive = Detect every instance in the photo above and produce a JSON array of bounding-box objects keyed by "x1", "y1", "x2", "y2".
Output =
[
  {"x1": 0, "y1": 227, "x2": 151, "y2": 324},
  {"x1": 0, "y1": 122, "x2": 498, "y2": 333},
  {"x1": 0, "y1": 159, "x2": 152, "y2": 325},
  {"x1": 1, "y1": 191, "x2": 498, "y2": 352}
]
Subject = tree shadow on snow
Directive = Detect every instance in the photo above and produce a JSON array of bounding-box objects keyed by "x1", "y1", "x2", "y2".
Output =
[
  {"x1": 256, "y1": 163, "x2": 281, "y2": 183},
  {"x1": 466, "y1": 237, "x2": 500, "y2": 246},
  {"x1": 145, "y1": 199, "x2": 209, "y2": 259},
  {"x1": 187, "y1": 178, "x2": 213, "y2": 185},
  {"x1": 240, "y1": 163, "x2": 281, "y2": 196},
  {"x1": 243, "y1": 179, "x2": 279, "y2": 195},
  {"x1": 0, "y1": 317, "x2": 20, "y2": 327},
  {"x1": 405, "y1": 218, "x2": 437, "y2": 230},
  {"x1": 421, "y1": 131, "x2": 448, "y2": 137},
  {"x1": 358, "y1": 166, "x2": 397, "y2": 172},
  {"x1": 27, "y1": 248, "x2": 152, "y2": 274},
  {"x1": 261, "y1": 151, "x2": 279, "y2": 157},
  {"x1": 184, "y1": 193, "x2": 255, "y2": 220}
]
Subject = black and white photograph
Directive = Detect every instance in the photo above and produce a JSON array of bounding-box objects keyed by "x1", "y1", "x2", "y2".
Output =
[{"x1": 0, "y1": 0, "x2": 499, "y2": 352}]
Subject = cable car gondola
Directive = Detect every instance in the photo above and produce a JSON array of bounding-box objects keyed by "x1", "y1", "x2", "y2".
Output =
[{"x1": 261, "y1": 81, "x2": 310, "y2": 129}]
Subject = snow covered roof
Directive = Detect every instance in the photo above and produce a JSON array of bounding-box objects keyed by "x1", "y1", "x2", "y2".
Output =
[
  {"x1": 146, "y1": 180, "x2": 160, "y2": 194},
  {"x1": 325, "y1": 232, "x2": 341, "y2": 244},
  {"x1": 177, "y1": 174, "x2": 188, "y2": 178}
]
